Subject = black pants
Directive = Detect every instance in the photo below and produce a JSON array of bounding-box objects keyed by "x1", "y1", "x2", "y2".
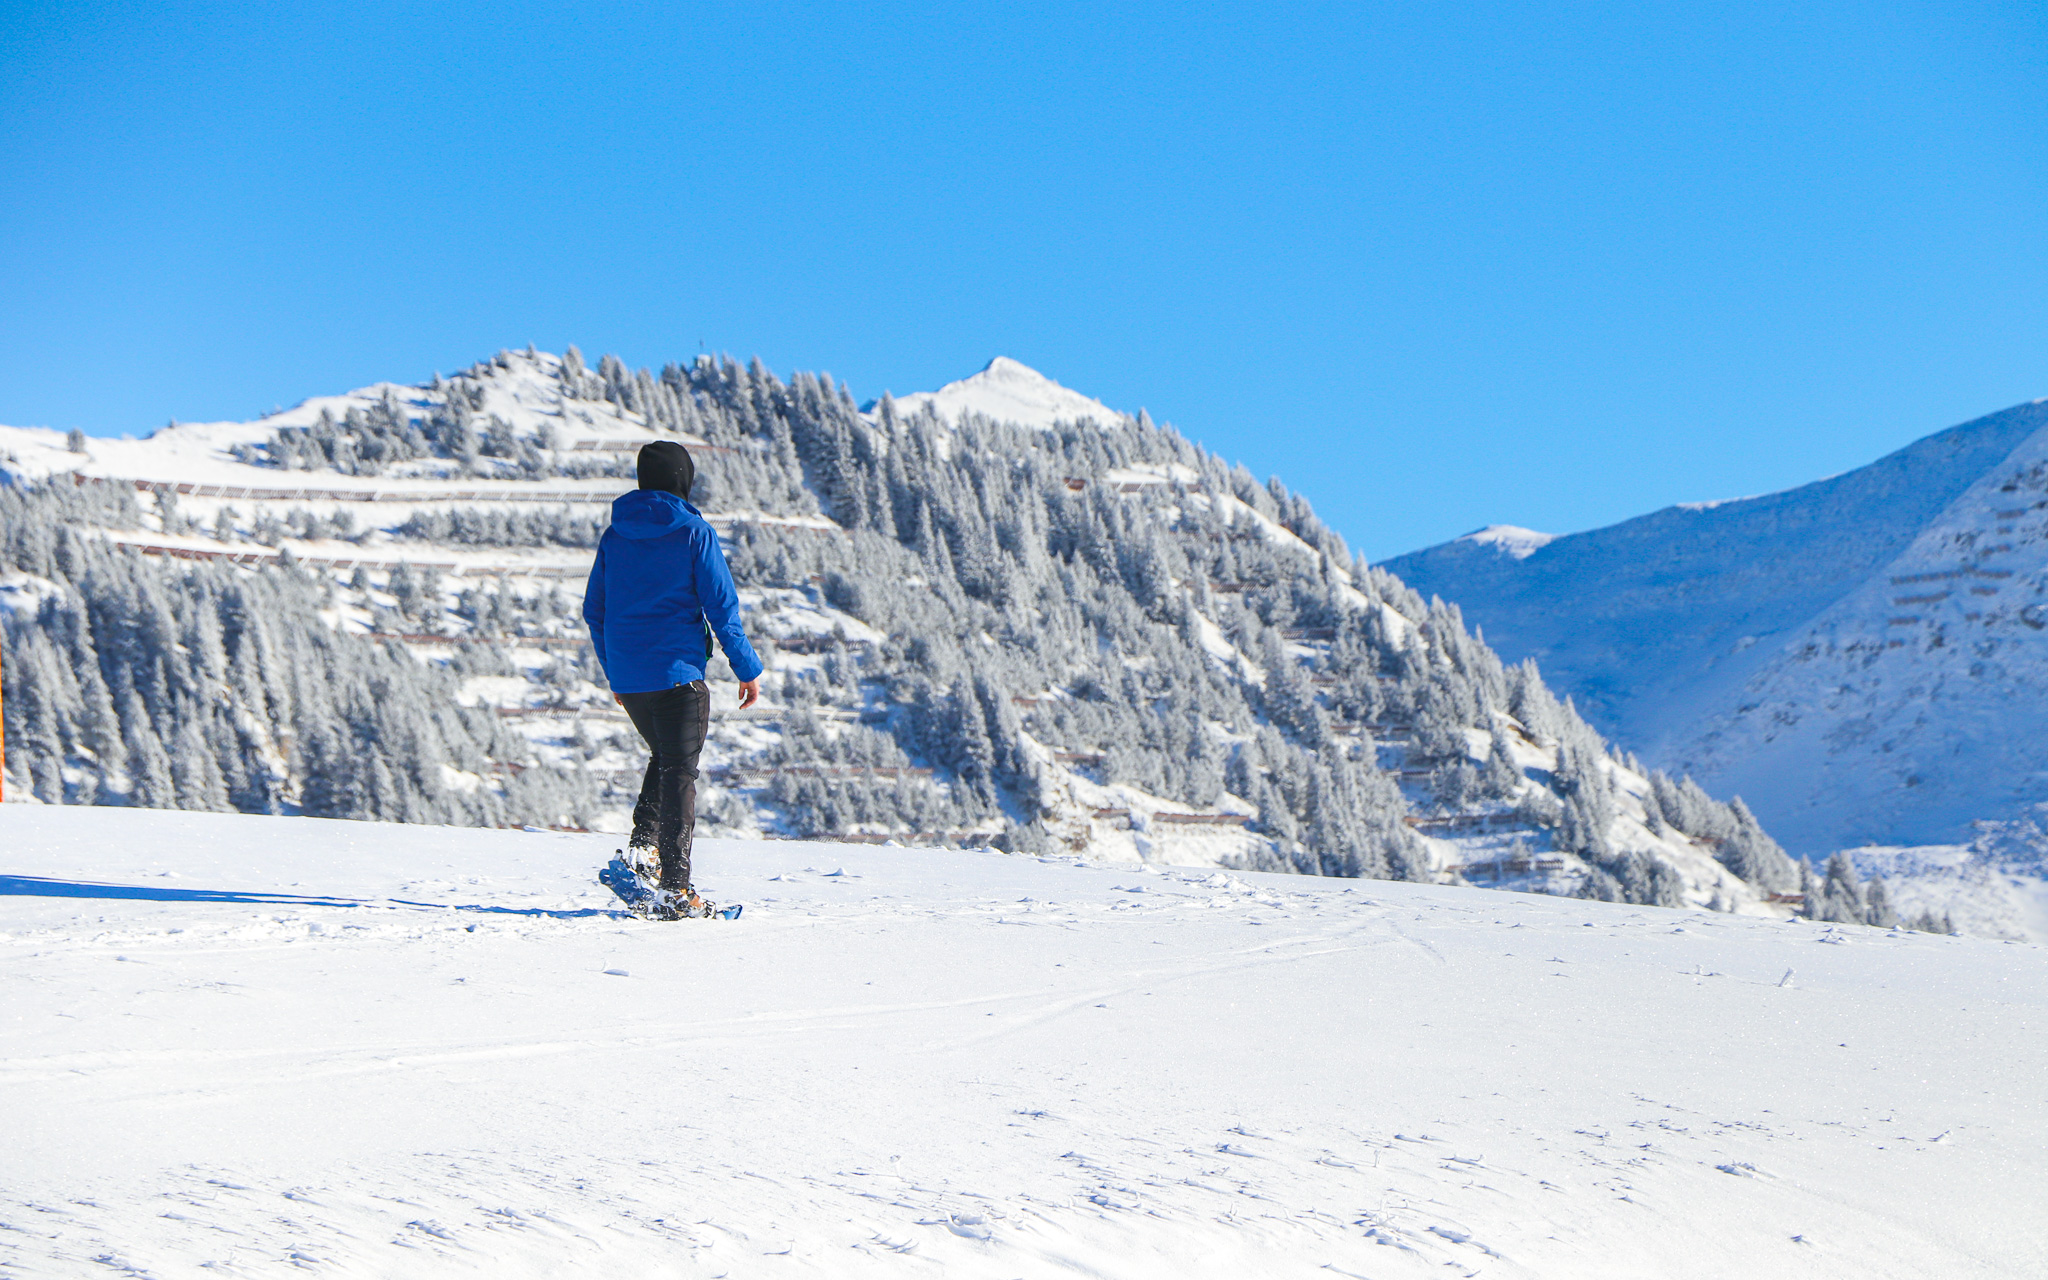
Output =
[{"x1": 618, "y1": 680, "x2": 710, "y2": 892}]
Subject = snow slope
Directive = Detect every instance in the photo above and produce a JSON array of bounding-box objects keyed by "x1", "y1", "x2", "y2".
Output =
[
  {"x1": 1382, "y1": 397, "x2": 2048, "y2": 858},
  {"x1": 873, "y1": 357, "x2": 1128, "y2": 429},
  {"x1": 0, "y1": 350, "x2": 670, "y2": 492},
  {"x1": 4, "y1": 806, "x2": 2041, "y2": 1279}
]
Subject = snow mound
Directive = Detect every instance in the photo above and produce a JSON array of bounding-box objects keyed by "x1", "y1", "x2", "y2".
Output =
[
  {"x1": 3, "y1": 805, "x2": 2041, "y2": 1278},
  {"x1": 877, "y1": 356, "x2": 1128, "y2": 430}
]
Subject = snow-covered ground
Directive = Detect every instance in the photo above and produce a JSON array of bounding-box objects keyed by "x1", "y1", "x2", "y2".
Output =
[
  {"x1": 4, "y1": 806, "x2": 2041, "y2": 1278},
  {"x1": 1844, "y1": 843, "x2": 2048, "y2": 943}
]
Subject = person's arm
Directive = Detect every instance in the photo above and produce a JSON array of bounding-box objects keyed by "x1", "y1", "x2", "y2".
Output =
[
  {"x1": 582, "y1": 539, "x2": 613, "y2": 698},
  {"x1": 694, "y1": 525, "x2": 763, "y2": 705}
]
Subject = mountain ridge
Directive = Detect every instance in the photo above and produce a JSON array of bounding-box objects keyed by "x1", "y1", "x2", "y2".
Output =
[
  {"x1": 0, "y1": 347, "x2": 1912, "y2": 929},
  {"x1": 1381, "y1": 395, "x2": 2048, "y2": 878}
]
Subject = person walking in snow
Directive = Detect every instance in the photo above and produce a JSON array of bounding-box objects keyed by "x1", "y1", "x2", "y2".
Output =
[{"x1": 584, "y1": 441, "x2": 763, "y2": 919}]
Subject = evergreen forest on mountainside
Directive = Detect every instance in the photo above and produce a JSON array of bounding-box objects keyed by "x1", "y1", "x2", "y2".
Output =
[{"x1": 0, "y1": 348, "x2": 1924, "y2": 925}]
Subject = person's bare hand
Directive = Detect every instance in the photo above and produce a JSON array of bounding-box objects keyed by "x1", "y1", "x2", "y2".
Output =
[{"x1": 737, "y1": 678, "x2": 760, "y2": 710}]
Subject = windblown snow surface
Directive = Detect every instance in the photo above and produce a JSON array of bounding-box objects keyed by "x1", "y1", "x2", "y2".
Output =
[{"x1": 3, "y1": 807, "x2": 2042, "y2": 1278}]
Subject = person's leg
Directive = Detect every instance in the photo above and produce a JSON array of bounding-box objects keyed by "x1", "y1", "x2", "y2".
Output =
[
  {"x1": 617, "y1": 682, "x2": 710, "y2": 894},
  {"x1": 618, "y1": 698, "x2": 667, "y2": 856},
  {"x1": 628, "y1": 755, "x2": 661, "y2": 851},
  {"x1": 656, "y1": 682, "x2": 710, "y2": 892}
]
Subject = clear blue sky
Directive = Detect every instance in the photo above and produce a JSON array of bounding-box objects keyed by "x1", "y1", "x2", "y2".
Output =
[{"x1": 4, "y1": 1, "x2": 2044, "y2": 559}]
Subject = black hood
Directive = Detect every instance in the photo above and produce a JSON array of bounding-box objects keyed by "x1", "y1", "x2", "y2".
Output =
[{"x1": 637, "y1": 440, "x2": 695, "y2": 499}]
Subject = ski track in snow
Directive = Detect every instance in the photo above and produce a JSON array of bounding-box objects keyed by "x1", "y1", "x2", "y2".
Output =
[{"x1": 1, "y1": 807, "x2": 2042, "y2": 1278}]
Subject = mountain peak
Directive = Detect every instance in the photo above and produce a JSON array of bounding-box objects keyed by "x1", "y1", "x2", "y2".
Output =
[
  {"x1": 878, "y1": 357, "x2": 1127, "y2": 431},
  {"x1": 1456, "y1": 525, "x2": 1558, "y2": 560},
  {"x1": 980, "y1": 355, "x2": 1044, "y2": 380}
]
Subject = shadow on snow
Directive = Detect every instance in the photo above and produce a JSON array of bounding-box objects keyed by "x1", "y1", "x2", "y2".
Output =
[{"x1": 0, "y1": 875, "x2": 614, "y2": 918}]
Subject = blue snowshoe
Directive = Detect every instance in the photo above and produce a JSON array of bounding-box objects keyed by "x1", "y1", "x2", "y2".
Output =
[{"x1": 601, "y1": 853, "x2": 741, "y2": 920}]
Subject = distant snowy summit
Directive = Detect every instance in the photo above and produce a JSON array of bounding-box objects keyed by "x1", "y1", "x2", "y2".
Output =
[
  {"x1": 870, "y1": 357, "x2": 1130, "y2": 431},
  {"x1": 1451, "y1": 525, "x2": 1558, "y2": 561}
]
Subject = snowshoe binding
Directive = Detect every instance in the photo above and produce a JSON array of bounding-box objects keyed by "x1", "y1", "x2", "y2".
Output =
[
  {"x1": 623, "y1": 841, "x2": 659, "y2": 881},
  {"x1": 647, "y1": 888, "x2": 742, "y2": 921}
]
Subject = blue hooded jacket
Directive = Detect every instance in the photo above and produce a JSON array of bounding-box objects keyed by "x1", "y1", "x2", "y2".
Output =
[{"x1": 583, "y1": 490, "x2": 764, "y2": 694}]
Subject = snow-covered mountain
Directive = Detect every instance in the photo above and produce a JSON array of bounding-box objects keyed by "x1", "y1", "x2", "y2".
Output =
[
  {"x1": 4, "y1": 804, "x2": 2040, "y2": 1278},
  {"x1": 873, "y1": 355, "x2": 1128, "y2": 431},
  {"x1": 0, "y1": 347, "x2": 1913, "y2": 927},
  {"x1": 1382, "y1": 397, "x2": 2048, "y2": 932}
]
